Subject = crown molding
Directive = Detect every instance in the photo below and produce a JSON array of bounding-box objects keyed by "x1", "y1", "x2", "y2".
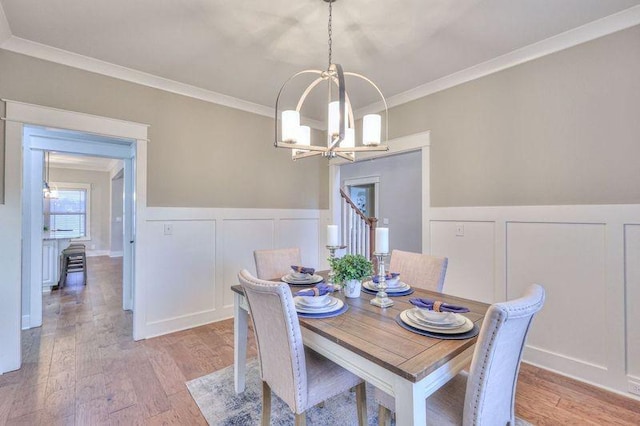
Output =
[
  {"x1": 0, "y1": 2, "x2": 11, "y2": 44},
  {"x1": 355, "y1": 5, "x2": 640, "y2": 118},
  {"x1": 0, "y1": 36, "x2": 325, "y2": 130}
]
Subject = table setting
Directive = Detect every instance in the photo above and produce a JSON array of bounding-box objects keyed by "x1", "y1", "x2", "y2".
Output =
[
  {"x1": 395, "y1": 298, "x2": 480, "y2": 340},
  {"x1": 292, "y1": 283, "x2": 348, "y2": 318}
]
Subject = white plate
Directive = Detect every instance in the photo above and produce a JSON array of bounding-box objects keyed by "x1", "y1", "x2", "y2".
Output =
[
  {"x1": 363, "y1": 281, "x2": 410, "y2": 293},
  {"x1": 407, "y1": 309, "x2": 466, "y2": 329},
  {"x1": 282, "y1": 274, "x2": 324, "y2": 285},
  {"x1": 413, "y1": 308, "x2": 454, "y2": 323},
  {"x1": 294, "y1": 295, "x2": 334, "y2": 309},
  {"x1": 295, "y1": 297, "x2": 344, "y2": 314},
  {"x1": 400, "y1": 310, "x2": 474, "y2": 334}
]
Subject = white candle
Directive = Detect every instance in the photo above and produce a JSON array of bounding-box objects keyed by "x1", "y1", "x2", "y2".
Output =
[
  {"x1": 375, "y1": 227, "x2": 389, "y2": 254},
  {"x1": 327, "y1": 225, "x2": 339, "y2": 247}
]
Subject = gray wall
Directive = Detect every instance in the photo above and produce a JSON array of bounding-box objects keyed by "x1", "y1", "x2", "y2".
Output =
[
  {"x1": 111, "y1": 175, "x2": 124, "y2": 254},
  {"x1": 341, "y1": 151, "x2": 422, "y2": 253},
  {"x1": 49, "y1": 167, "x2": 111, "y2": 251},
  {"x1": 0, "y1": 50, "x2": 328, "y2": 209},
  {"x1": 385, "y1": 25, "x2": 640, "y2": 207}
]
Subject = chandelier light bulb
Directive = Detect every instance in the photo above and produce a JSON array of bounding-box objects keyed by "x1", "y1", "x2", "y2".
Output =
[
  {"x1": 341, "y1": 128, "x2": 355, "y2": 148},
  {"x1": 282, "y1": 110, "x2": 300, "y2": 142},
  {"x1": 328, "y1": 101, "x2": 340, "y2": 138},
  {"x1": 293, "y1": 125, "x2": 311, "y2": 157},
  {"x1": 363, "y1": 114, "x2": 381, "y2": 146}
]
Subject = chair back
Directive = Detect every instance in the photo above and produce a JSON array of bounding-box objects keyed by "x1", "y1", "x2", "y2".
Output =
[
  {"x1": 463, "y1": 284, "x2": 545, "y2": 426},
  {"x1": 253, "y1": 247, "x2": 302, "y2": 280},
  {"x1": 389, "y1": 249, "x2": 448, "y2": 291},
  {"x1": 238, "y1": 269, "x2": 308, "y2": 413}
]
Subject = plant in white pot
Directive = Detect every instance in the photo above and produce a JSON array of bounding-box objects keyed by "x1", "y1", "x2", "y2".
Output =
[{"x1": 329, "y1": 254, "x2": 373, "y2": 298}]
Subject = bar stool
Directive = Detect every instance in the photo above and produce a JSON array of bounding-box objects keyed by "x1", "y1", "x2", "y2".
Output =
[{"x1": 58, "y1": 246, "x2": 87, "y2": 288}]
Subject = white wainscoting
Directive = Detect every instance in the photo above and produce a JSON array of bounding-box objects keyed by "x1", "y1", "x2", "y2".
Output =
[
  {"x1": 430, "y1": 204, "x2": 640, "y2": 400},
  {"x1": 139, "y1": 207, "x2": 328, "y2": 338}
]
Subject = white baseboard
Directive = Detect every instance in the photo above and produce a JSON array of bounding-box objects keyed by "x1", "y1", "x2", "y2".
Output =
[
  {"x1": 109, "y1": 251, "x2": 123, "y2": 258},
  {"x1": 144, "y1": 307, "x2": 234, "y2": 338},
  {"x1": 87, "y1": 250, "x2": 109, "y2": 257},
  {"x1": 21, "y1": 315, "x2": 30, "y2": 330}
]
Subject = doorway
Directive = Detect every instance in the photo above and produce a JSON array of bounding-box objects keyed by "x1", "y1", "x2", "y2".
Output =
[
  {"x1": 21, "y1": 126, "x2": 136, "y2": 331},
  {"x1": 345, "y1": 176, "x2": 380, "y2": 218}
]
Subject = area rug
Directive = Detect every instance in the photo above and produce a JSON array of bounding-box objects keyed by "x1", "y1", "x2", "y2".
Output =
[{"x1": 187, "y1": 360, "x2": 532, "y2": 425}]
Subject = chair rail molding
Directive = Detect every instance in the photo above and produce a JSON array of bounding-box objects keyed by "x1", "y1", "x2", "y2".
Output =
[{"x1": 429, "y1": 203, "x2": 640, "y2": 401}]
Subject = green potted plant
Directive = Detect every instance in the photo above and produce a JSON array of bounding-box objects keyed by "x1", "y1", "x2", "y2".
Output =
[{"x1": 329, "y1": 254, "x2": 373, "y2": 298}]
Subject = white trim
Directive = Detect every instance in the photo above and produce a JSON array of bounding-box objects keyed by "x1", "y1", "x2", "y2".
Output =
[
  {"x1": 0, "y1": 1, "x2": 11, "y2": 44},
  {"x1": 87, "y1": 250, "x2": 109, "y2": 257},
  {"x1": 3, "y1": 99, "x2": 149, "y2": 140},
  {"x1": 48, "y1": 181, "x2": 92, "y2": 241},
  {"x1": 0, "y1": 37, "x2": 324, "y2": 130},
  {"x1": 109, "y1": 251, "x2": 123, "y2": 258},
  {"x1": 21, "y1": 315, "x2": 29, "y2": 331},
  {"x1": 355, "y1": 5, "x2": 640, "y2": 118}
]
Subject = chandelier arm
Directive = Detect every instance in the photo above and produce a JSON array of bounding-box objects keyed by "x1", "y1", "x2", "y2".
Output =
[
  {"x1": 329, "y1": 74, "x2": 355, "y2": 129},
  {"x1": 295, "y1": 76, "x2": 326, "y2": 112},
  {"x1": 293, "y1": 151, "x2": 323, "y2": 161},
  {"x1": 274, "y1": 69, "x2": 324, "y2": 147},
  {"x1": 335, "y1": 152, "x2": 355, "y2": 161},
  {"x1": 327, "y1": 63, "x2": 346, "y2": 152},
  {"x1": 334, "y1": 145, "x2": 389, "y2": 152},
  {"x1": 275, "y1": 142, "x2": 328, "y2": 152},
  {"x1": 344, "y1": 71, "x2": 390, "y2": 144}
]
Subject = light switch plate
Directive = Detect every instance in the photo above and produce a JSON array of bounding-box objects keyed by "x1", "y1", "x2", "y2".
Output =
[
  {"x1": 456, "y1": 223, "x2": 465, "y2": 237},
  {"x1": 383, "y1": 218, "x2": 389, "y2": 225}
]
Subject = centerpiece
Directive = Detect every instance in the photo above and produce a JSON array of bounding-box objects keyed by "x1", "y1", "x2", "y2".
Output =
[{"x1": 328, "y1": 254, "x2": 373, "y2": 298}]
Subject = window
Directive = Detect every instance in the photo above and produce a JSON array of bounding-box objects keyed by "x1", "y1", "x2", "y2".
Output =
[{"x1": 45, "y1": 182, "x2": 91, "y2": 240}]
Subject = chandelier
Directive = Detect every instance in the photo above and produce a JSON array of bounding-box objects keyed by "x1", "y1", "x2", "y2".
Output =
[{"x1": 274, "y1": 0, "x2": 389, "y2": 161}]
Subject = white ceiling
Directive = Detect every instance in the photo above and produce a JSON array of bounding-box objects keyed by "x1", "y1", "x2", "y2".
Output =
[
  {"x1": 2, "y1": 0, "x2": 640, "y2": 120},
  {"x1": 49, "y1": 153, "x2": 121, "y2": 173}
]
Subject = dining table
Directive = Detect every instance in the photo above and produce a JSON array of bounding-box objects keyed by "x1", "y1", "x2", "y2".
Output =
[{"x1": 232, "y1": 271, "x2": 489, "y2": 426}]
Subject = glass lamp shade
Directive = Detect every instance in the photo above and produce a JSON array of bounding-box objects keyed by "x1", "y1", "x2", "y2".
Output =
[
  {"x1": 363, "y1": 114, "x2": 382, "y2": 146},
  {"x1": 282, "y1": 110, "x2": 300, "y2": 142},
  {"x1": 340, "y1": 128, "x2": 355, "y2": 149},
  {"x1": 328, "y1": 100, "x2": 350, "y2": 139},
  {"x1": 293, "y1": 125, "x2": 311, "y2": 157}
]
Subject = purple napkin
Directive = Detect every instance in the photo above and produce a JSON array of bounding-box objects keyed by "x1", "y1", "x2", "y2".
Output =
[
  {"x1": 291, "y1": 265, "x2": 315, "y2": 275},
  {"x1": 296, "y1": 283, "x2": 334, "y2": 297},
  {"x1": 409, "y1": 298, "x2": 470, "y2": 313},
  {"x1": 372, "y1": 272, "x2": 400, "y2": 283}
]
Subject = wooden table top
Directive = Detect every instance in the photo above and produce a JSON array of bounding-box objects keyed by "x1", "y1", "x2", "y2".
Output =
[{"x1": 231, "y1": 272, "x2": 489, "y2": 383}]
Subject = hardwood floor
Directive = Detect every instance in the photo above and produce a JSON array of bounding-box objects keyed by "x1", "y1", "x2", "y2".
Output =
[{"x1": 0, "y1": 256, "x2": 638, "y2": 425}]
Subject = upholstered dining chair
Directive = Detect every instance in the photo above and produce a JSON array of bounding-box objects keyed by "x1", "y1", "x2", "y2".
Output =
[
  {"x1": 376, "y1": 284, "x2": 546, "y2": 426},
  {"x1": 253, "y1": 247, "x2": 302, "y2": 280},
  {"x1": 238, "y1": 269, "x2": 367, "y2": 426},
  {"x1": 389, "y1": 249, "x2": 448, "y2": 292}
]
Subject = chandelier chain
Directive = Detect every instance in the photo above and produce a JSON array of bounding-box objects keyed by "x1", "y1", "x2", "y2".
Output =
[{"x1": 327, "y1": 0, "x2": 332, "y2": 68}]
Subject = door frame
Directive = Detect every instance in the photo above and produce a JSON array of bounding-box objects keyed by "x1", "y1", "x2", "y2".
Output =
[
  {"x1": 329, "y1": 131, "x2": 431, "y2": 253},
  {"x1": 344, "y1": 176, "x2": 380, "y2": 218},
  {"x1": 1, "y1": 100, "x2": 148, "y2": 374}
]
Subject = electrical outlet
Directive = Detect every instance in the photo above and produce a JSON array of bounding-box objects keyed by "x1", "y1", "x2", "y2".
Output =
[
  {"x1": 456, "y1": 223, "x2": 465, "y2": 237},
  {"x1": 164, "y1": 224, "x2": 173, "y2": 236},
  {"x1": 629, "y1": 380, "x2": 640, "y2": 396}
]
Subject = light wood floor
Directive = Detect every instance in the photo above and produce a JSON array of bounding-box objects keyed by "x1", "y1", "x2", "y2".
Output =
[{"x1": 0, "y1": 256, "x2": 638, "y2": 425}]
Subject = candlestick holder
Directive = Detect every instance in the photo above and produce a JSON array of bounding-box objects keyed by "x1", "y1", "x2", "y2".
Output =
[
  {"x1": 326, "y1": 245, "x2": 346, "y2": 290},
  {"x1": 370, "y1": 252, "x2": 394, "y2": 308}
]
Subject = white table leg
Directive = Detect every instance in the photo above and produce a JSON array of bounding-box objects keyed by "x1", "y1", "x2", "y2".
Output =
[
  {"x1": 394, "y1": 380, "x2": 426, "y2": 426},
  {"x1": 234, "y1": 292, "x2": 249, "y2": 394}
]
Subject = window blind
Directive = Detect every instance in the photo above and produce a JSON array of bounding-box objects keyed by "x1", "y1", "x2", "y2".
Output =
[{"x1": 48, "y1": 189, "x2": 87, "y2": 236}]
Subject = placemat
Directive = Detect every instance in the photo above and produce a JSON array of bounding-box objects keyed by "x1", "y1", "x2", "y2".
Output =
[
  {"x1": 395, "y1": 314, "x2": 480, "y2": 340},
  {"x1": 362, "y1": 287, "x2": 414, "y2": 297},
  {"x1": 297, "y1": 304, "x2": 349, "y2": 319}
]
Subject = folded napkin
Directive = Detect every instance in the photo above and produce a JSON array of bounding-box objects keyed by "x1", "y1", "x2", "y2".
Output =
[
  {"x1": 372, "y1": 272, "x2": 400, "y2": 283},
  {"x1": 409, "y1": 298, "x2": 470, "y2": 313},
  {"x1": 296, "y1": 283, "x2": 334, "y2": 297},
  {"x1": 291, "y1": 265, "x2": 315, "y2": 275}
]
